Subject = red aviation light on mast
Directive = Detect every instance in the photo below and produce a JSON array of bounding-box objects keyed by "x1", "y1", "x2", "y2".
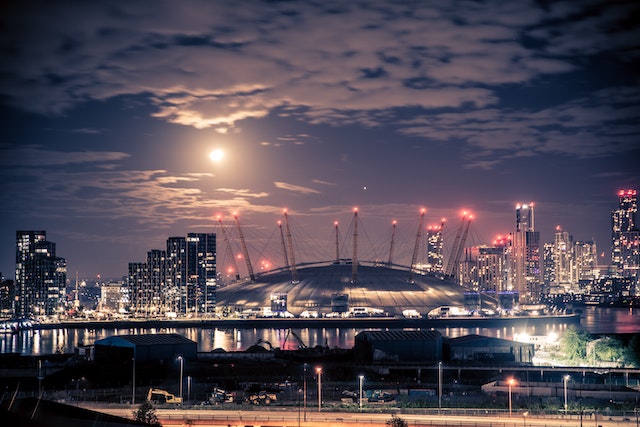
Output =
[
  {"x1": 619, "y1": 189, "x2": 637, "y2": 196},
  {"x1": 420, "y1": 208, "x2": 426, "y2": 215},
  {"x1": 392, "y1": 220, "x2": 397, "y2": 225},
  {"x1": 493, "y1": 234, "x2": 509, "y2": 247},
  {"x1": 353, "y1": 206, "x2": 359, "y2": 213},
  {"x1": 334, "y1": 221, "x2": 339, "y2": 226}
]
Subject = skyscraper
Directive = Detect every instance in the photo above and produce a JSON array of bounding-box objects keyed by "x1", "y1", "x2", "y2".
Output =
[
  {"x1": 166, "y1": 236, "x2": 187, "y2": 313},
  {"x1": 612, "y1": 189, "x2": 639, "y2": 286},
  {"x1": 425, "y1": 221, "x2": 444, "y2": 275},
  {"x1": 553, "y1": 225, "x2": 575, "y2": 292},
  {"x1": 513, "y1": 203, "x2": 541, "y2": 302},
  {"x1": 574, "y1": 240, "x2": 597, "y2": 283},
  {"x1": 127, "y1": 232, "x2": 217, "y2": 317},
  {"x1": 15, "y1": 230, "x2": 67, "y2": 317},
  {"x1": 187, "y1": 233, "x2": 217, "y2": 315},
  {"x1": 128, "y1": 262, "x2": 147, "y2": 315}
]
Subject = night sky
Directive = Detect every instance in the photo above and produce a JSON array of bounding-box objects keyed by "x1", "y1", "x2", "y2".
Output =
[{"x1": 1, "y1": 1, "x2": 638, "y2": 280}]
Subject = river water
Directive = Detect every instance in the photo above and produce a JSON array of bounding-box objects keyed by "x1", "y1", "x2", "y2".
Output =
[{"x1": 1, "y1": 307, "x2": 637, "y2": 356}]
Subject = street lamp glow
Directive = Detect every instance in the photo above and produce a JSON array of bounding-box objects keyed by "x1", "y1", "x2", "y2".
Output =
[{"x1": 209, "y1": 149, "x2": 224, "y2": 162}]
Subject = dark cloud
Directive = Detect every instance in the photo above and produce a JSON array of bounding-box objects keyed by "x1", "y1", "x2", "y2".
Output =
[{"x1": 3, "y1": 0, "x2": 636, "y2": 150}]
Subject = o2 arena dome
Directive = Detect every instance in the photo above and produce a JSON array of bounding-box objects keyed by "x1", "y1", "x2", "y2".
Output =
[
  {"x1": 216, "y1": 261, "x2": 473, "y2": 317},
  {"x1": 215, "y1": 209, "x2": 496, "y2": 317}
]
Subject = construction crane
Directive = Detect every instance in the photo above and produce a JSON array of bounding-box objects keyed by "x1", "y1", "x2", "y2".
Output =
[
  {"x1": 282, "y1": 328, "x2": 308, "y2": 350},
  {"x1": 444, "y1": 212, "x2": 473, "y2": 281},
  {"x1": 408, "y1": 209, "x2": 426, "y2": 283}
]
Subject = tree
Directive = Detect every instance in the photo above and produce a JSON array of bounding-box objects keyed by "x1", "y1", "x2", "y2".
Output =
[
  {"x1": 592, "y1": 336, "x2": 634, "y2": 366},
  {"x1": 386, "y1": 414, "x2": 408, "y2": 427},
  {"x1": 627, "y1": 334, "x2": 640, "y2": 367},
  {"x1": 559, "y1": 327, "x2": 591, "y2": 363},
  {"x1": 133, "y1": 401, "x2": 161, "y2": 426}
]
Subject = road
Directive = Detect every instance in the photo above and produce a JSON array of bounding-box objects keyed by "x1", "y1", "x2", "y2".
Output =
[{"x1": 79, "y1": 403, "x2": 639, "y2": 427}]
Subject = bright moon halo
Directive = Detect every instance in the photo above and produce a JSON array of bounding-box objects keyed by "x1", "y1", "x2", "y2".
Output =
[{"x1": 209, "y1": 149, "x2": 224, "y2": 162}]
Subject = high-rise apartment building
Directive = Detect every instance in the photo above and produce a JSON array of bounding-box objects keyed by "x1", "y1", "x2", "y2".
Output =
[
  {"x1": 513, "y1": 203, "x2": 541, "y2": 302},
  {"x1": 127, "y1": 262, "x2": 147, "y2": 315},
  {"x1": 166, "y1": 236, "x2": 187, "y2": 313},
  {"x1": 425, "y1": 221, "x2": 444, "y2": 275},
  {"x1": 127, "y1": 232, "x2": 216, "y2": 317},
  {"x1": 542, "y1": 242, "x2": 555, "y2": 295},
  {"x1": 553, "y1": 225, "x2": 575, "y2": 291},
  {"x1": 612, "y1": 189, "x2": 639, "y2": 287},
  {"x1": 0, "y1": 272, "x2": 14, "y2": 316},
  {"x1": 187, "y1": 233, "x2": 217, "y2": 315},
  {"x1": 460, "y1": 235, "x2": 511, "y2": 293},
  {"x1": 574, "y1": 240, "x2": 597, "y2": 282},
  {"x1": 15, "y1": 230, "x2": 67, "y2": 317}
]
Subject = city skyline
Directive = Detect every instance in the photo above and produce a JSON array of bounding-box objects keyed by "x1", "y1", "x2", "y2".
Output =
[{"x1": 1, "y1": 1, "x2": 639, "y2": 279}]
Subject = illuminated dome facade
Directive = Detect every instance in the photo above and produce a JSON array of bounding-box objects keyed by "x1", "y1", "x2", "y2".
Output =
[{"x1": 216, "y1": 262, "x2": 474, "y2": 316}]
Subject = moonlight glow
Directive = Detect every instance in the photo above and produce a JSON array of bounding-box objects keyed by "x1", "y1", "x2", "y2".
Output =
[{"x1": 209, "y1": 149, "x2": 224, "y2": 162}]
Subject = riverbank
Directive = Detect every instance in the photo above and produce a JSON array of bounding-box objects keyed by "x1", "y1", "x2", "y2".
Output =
[{"x1": 27, "y1": 313, "x2": 581, "y2": 331}]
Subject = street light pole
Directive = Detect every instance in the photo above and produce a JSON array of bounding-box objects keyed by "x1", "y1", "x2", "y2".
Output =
[
  {"x1": 564, "y1": 375, "x2": 570, "y2": 416},
  {"x1": 132, "y1": 356, "x2": 136, "y2": 405},
  {"x1": 303, "y1": 363, "x2": 307, "y2": 421},
  {"x1": 507, "y1": 378, "x2": 516, "y2": 417},
  {"x1": 177, "y1": 356, "x2": 184, "y2": 405},
  {"x1": 438, "y1": 361, "x2": 443, "y2": 413},
  {"x1": 316, "y1": 367, "x2": 322, "y2": 412},
  {"x1": 358, "y1": 375, "x2": 364, "y2": 411}
]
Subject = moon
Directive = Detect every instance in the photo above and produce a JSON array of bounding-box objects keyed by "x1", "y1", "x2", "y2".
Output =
[{"x1": 209, "y1": 149, "x2": 224, "y2": 162}]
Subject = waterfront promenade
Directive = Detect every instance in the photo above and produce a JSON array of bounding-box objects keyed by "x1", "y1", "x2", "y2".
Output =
[{"x1": 29, "y1": 313, "x2": 581, "y2": 331}]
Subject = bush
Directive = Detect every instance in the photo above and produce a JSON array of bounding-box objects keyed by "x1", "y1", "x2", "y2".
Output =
[{"x1": 386, "y1": 414, "x2": 408, "y2": 427}]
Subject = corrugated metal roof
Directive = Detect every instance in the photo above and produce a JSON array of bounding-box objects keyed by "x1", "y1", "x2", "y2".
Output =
[
  {"x1": 96, "y1": 333, "x2": 195, "y2": 347},
  {"x1": 357, "y1": 330, "x2": 441, "y2": 341},
  {"x1": 448, "y1": 334, "x2": 523, "y2": 346}
]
